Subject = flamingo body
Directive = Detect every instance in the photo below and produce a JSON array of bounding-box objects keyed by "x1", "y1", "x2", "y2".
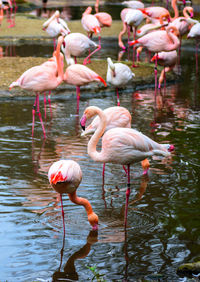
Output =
[
  {"x1": 94, "y1": 12, "x2": 112, "y2": 27},
  {"x1": 129, "y1": 26, "x2": 180, "y2": 53},
  {"x1": 63, "y1": 64, "x2": 106, "y2": 87},
  {"x1": 187, "y1": 22, "x2": 200, "y2": 40},
  {"x1": 106, "y1": 57, "x2": 135, "y2": 87},
  {"x1": 81, "y1": 7, "x2": 101, "y2": 36},
  {"x1": 122, "y1": 1, "x2": 144, "y2": 9},
  {"x1": 62, "y1": 33, "x2": 98, "y2": 65},
  {"x1": 43, "y1": 11, "x2": 70, "y2": 38}
]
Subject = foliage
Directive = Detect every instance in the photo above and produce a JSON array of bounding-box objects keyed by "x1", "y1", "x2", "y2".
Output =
[{"x1": 87, "y1": 265, "x2": 106, "y2": 282}]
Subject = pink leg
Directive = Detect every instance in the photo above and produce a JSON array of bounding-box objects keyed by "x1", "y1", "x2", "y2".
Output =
[
  {"x1": 132, "y1": 28, "x2": 138, "y2": 68},
  {"x1": 124, "y1": 165, "x2": 131, "y2": 228},
  {"x1": 60, "y1": 194, "x2": 66, "y2": 238},
  {"x1": 76, "y1": 86, "x2": 80, "y2": 115},
  {"x1": 32, "y1": 95, "x2": 37, "y2": 137},
  {"x1": 154, "y1": 53, "x2": 158, "y2": 97},
  {"x1": 123, "y1": 165, "x2": 128, "y2": 176},
  {"x1": 98, "y1": 35, "x2": 101, "y2": 49},
  {"x1": 36, "y1": 93, "x2": 46, "y2": 138},
  {"x1": 116, "y1": 88, "x2": 120, "y2": 106},
  {"x1": 44, "y1": 92, "x2": 47, "y2": 119},
  {"x1": 48, "y1": 91, "x2": 53, "y2": 119},
  {"x1": 83, "y1": 45, "x2": 101, "y2": 65},
  {"x1": 102, "y1": 163, "x2": 105, "y2": 178}
]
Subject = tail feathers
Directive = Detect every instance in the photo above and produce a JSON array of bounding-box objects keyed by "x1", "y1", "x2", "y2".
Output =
[
  {"x1": 93, "y1": 26, "x2": 101, "y2": 34},
  {"x1": 9, "y1": 81, "x2": 19, "y2": 90},
  {"x1": 96, "y1": 75, "x2": 107, "y2": 87},
  {"x1": 129, "y1": 39, "x2": 139, "y2": 47}
]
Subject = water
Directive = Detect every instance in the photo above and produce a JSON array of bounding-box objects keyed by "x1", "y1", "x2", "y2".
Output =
[{"x1": 0, "y1": 17, "x2": 200, "y2": 282}]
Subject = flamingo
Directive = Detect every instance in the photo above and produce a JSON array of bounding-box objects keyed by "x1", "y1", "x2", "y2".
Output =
[
  {"x1": 94, "y1": 11, "x2": 112, "y2": 29},
  {"x1": 61, "y1": 32, "x2": 100, "y2": 65},
  {"x1": 48, "y1": 160, "x2": 99, "y2": 236},
  {"x1": 106, "y1": 57, "x2": 135, "y2": 106},
  {"x1": 151, "y1": 50, "x2": 177, "y2": 89},
  {"x1": 43, "y1": 10, "x2": 70, "y2": 50},
  {"x1": 80, "y1": 106, "x2": 174, "y2": 226},
  {"x1": 187, "y1": 21, "x2": 200, "y2": 73},
  {"x1": 129, "y1": 25, "x2": 180, "y2": 92},
  {"x1": 81, "y1": 106, "x2": 150, "y2": 176},
  {"x1": 9, "y1": 36, "x2": 64, "y2": 138},
  {"x1": 63, "y1": 64, "x2": 107, "y2": 114},
  {"x1": 140, "y1": 6, "x2": 171, "y2": 23},
  {"x1": 81, "y1": 7, "x2": 101, "y2": 47}
]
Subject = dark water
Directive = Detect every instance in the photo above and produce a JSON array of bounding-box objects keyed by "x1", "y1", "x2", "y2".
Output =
[{"x1": 0, "y1": 25, "x2": 200, "y2": 282}]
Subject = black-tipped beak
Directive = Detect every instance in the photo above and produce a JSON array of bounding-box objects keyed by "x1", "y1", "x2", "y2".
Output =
[{"x1": 80, "y1": 123, "x2": 85, "y2": 131}]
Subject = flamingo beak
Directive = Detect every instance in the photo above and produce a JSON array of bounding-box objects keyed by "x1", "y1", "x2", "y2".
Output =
[
  {"x1": 62, "y1": 41, "x2": 66, "y2": 48},
  {"x1": 168, "y1": 145, "x2": 175, "y2": 152},
  {"x1": 80, "y1": 114, "x2": 87, "y2": 131}
]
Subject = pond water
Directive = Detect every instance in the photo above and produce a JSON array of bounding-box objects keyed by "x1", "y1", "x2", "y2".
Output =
[{"x1": 0, "y1": 11, "x2": 200, "y2": 282}]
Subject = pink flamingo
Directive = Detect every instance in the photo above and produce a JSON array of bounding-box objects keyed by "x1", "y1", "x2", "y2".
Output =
[
  {"x1": 151, "y1": 50, "x2": 177, "y2": 89},
  {"x1": 106, "y1": 57, "x2": 135, "y2": 106},
  {"x1": 81, "y1": 7, "x2": 101, "y2": 47},
  {"x1": 63, "y1": 63, "x2": 107, "y2": 114},
  {"x1": 81, "y1": 105, "x2": 150, "y2": 176},
  {"x1": 43, "y1": 10, "x2": 70, "y2": 50},
  {"x1": 61, "y1": 32, "x2": 100, "y2": 65},
  {"x1": 140, "y1": 6, "x2": 171, "y2": 23},
  {"x1": 48, "y1": 160, "x2": 99, "y2": 236},
  {"x1": 122, "y1": 1, "x2": 144, "y2": 9},
  {"x1": 129, "y1": 25, "x2": 180, "y2": 92},
  {"x1": 80, "y1": 106, "x2": 174, "y2": 227},
  {"x1": 94, "y1": 11, "x2": 112, "y2": 30},
  {"x1": 9, "y1": 36, "x2": 64, "y2": 138}
]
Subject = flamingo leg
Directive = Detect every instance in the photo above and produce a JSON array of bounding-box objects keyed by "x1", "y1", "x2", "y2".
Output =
[
  {"x1": 83, "y1": 45, "x2": 101, "y2": 65},
  {"x1": 132, "y1": 28, "x2": 138, "y2": 68},
  {"x1": 44, "y1": 92, "x2": 47, "y2": 119},
  {"x1": 154, "y1": 53, "x2": 158, "y2": 96},
  {"x1": 60, "y1": 194, "x2": 66, "y2": 238},
  {"x1": 32, "y1": 95, "x2": 37, "y2": 137},
  {"x1": 36, "y1": 93, "x2": 46, "y2": 138},
  {"x1": 74, "y1": 56, "x2": 77, "y2": 64},
  {"x1": 76, "y1": 86, "x2": 81, "y2": 115},
  {"x1": 48, "y1": 91, "x2": 53, "y2": 119},
  {"x1": 116, "y1": 88, "x2": 120, "y2": 106},
  {"x1": 53, "y1": 38, "x2": 56, "y2": 51},
  {"x1": 124, "y1": 165, "x2": 131, "y2": 228},
  {"x1": 102, "y1": 163, "x2": 105, "y2": 179}
]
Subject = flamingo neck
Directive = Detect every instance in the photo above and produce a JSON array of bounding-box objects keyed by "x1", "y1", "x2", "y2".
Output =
[
  {"x1": 171, "y1": 0, "x2": 179, "y2": 20},
  {"x1": 183, "y1": 7, "x2": 193, "y2": 19},
  {"x1": 87, "y1": 107, "x2": 107, "y2": 162},
  {"x1": 55, "y1": 37, "x2": 64, "y2": 83},
  {"x1": 68, "y1": 191, "x2": 98, "y2": 229},
  {"x1": 166, "y1": 26, "x2": 180, "y2": 50}
]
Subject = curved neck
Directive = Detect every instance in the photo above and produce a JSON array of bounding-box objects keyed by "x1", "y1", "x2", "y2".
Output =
[
  {"x1": 183, "y1": 7, "x2": 193, "y2": 18},
  {"x1": 68, "y1": 191, "x2": 93, "y2": 214},
  {"x1": 171, "y1": 0, "x2": 179, "y2": 20},
  {"x1": 43, "y1": 12, "x2": 57, "y2": 28},
  {"x1": 166, "y1": 26, "x2": 180, "y2": 49},
  {"x1": 87, "y1": 107, "x2": 107, "y2": 162}
]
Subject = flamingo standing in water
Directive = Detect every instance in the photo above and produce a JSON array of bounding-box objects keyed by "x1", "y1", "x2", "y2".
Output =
[
  {"x1": 80, "y1": 106, "x2": 174, "y2": 226},
  {"x1": 61, "y1": 32, "x2": 100, "y2": 65},
  {"x1": 129, "y1": 25, "x2": 180, "y2": 92},
  {"x1": 106, "y1": 57, "x2": 135, "y2": 106},
  {"x1": 151, "y1": 50, "x2": 177, "y2": 89},
  {"x1": 48, "y1": 160, "x2": 99, "y2": 236},
  {"x1": 43, "y1": 10, "x2": 70, "y2": 50},
  {"x1": 81, "y1": 105, "x2": 150, "y2": 176},
  {"x1": 9, "y1": 36, "x2": 64, "y2": 138},
  {"x1": 63, "y1": 64, "x2": 107, "y2": 114}
]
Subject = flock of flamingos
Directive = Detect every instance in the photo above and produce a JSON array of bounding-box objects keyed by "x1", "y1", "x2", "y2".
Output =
[{"x1": 3, "y1": 0, "x2": 200, "y2": 234}]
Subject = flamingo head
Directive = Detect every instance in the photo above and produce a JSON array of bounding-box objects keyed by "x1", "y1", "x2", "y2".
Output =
[{"x1": 88, "y1": 212, "x2": 99, "y2": 230}]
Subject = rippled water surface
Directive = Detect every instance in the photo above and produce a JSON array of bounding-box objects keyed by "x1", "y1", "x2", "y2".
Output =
[{"x1": 0, "y1": 13, "x2": 200, "y2": 282}]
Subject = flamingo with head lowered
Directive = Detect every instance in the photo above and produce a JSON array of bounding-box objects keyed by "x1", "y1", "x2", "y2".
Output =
[{"x1": 48, "y1": 160, "x2": 99, "y2": 237}]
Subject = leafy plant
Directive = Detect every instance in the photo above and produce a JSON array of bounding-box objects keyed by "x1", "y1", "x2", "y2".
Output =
[{"x1": 87, "y1": 265, "x2": 106, "y2": 282}]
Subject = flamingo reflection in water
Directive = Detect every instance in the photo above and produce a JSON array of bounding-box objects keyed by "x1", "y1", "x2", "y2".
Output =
[{"x1": 52, "y1": 230, "x2": 98, "y2": 281}]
